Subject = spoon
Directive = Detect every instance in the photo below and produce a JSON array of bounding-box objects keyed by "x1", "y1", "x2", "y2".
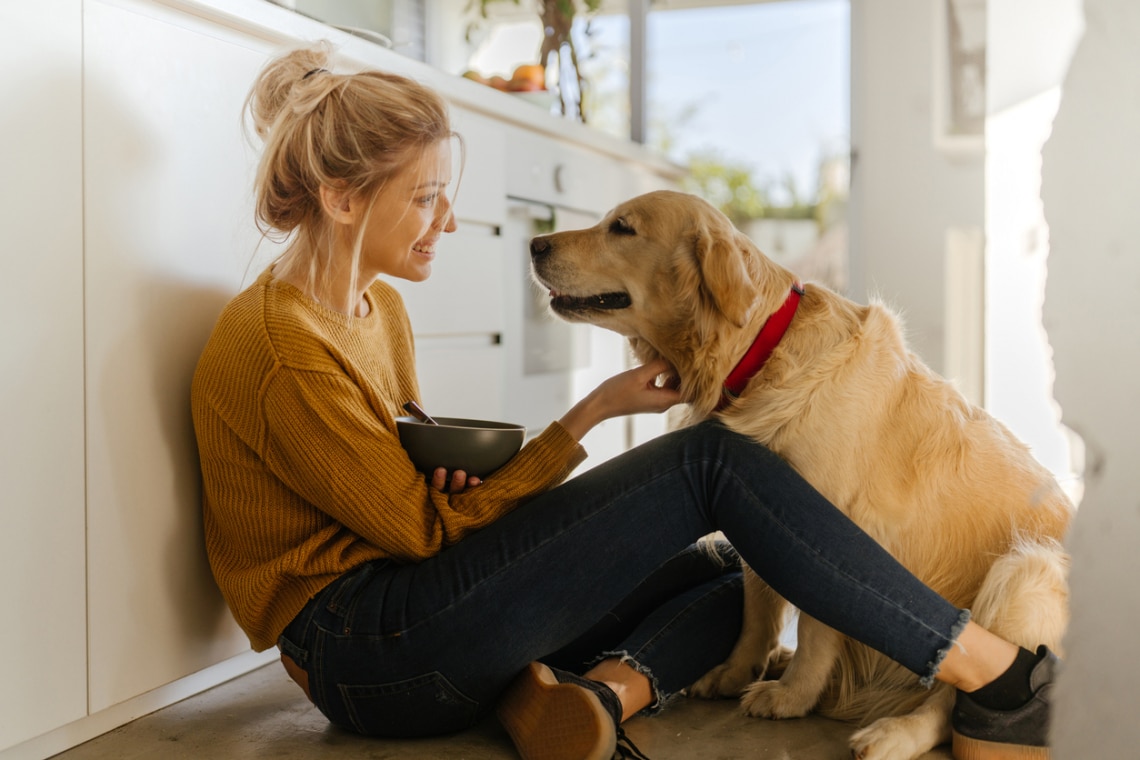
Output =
[{"x1": 403, "y1": 400, "x2": 440, "y2": 425}]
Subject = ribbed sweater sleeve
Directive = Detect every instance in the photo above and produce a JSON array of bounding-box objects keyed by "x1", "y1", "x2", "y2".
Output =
[{"x1": 191, "y1": 270, "x2": 586, "y2": 650}]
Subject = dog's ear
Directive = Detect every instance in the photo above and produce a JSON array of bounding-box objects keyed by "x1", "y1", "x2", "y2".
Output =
[{"x1": 693, "y1": 218, "x2": 759, "y2": 328}]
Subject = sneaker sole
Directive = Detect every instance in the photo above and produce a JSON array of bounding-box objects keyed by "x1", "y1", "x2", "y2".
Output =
[
  {"x1": 497, "y1": 662, "x2": 617, "y2": 760},
  {"x1": 953, "y1": 731, "x2": 1050, "y2": 760}
]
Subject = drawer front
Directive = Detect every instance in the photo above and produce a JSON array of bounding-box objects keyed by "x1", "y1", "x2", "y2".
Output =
[
  {"x1": 504, "y1": 125, "x2": 620, "y2": 215},
  {"x1": 449, "y1": 106, "x2": 507, "y2": 227},
  {"x1": 414, "y1": 340, "x2": 505, "y2": 422},
  {"x1": 389, "y1": 230, "x2": 505, "y2": 337}
]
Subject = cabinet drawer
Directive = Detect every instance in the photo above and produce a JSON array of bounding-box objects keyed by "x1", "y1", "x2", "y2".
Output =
[
  {"x1": 414, "y1": 340, "x2": 505, "y2": 422},
  {"x1": 389, "y1": 230, "x2": 505, "y2": 337},
  {"x1": 504, "y1": 125, "x2": 620, "y2": 215},
  {"x1": 449, "y1": 106, "x2": 507, "y2": 227}
]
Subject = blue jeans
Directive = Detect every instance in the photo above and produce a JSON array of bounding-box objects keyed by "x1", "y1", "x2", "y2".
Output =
[{"x1": 278, "y1": 420, "x2": 968, "y2": 738}]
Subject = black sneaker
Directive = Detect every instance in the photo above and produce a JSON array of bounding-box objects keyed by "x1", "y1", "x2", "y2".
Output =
[
  {"x1": 951, "y1": 645, "x2": 1058, "y2": 759},
  {"x1": 497, "y1": 661, "x2": 651, "y2": 760}
]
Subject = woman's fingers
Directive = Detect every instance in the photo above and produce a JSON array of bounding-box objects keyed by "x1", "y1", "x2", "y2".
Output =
[{"x1": 431, "y1": 467, "x2": 482, "y2": 493}]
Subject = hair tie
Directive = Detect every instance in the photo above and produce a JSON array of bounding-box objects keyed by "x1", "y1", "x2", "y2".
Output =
[{"x1": 302, "y1": 68, "x2": 328, "y2": 80}]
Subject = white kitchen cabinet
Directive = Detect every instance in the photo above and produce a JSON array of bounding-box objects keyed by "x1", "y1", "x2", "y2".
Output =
[
  {"x1": 388, "y1": 229, "x2": 508, "y2": 421},
  {"x1": 449, "y1": 106, "x2": 508, "y2": 228},
  {"x1": 388, "y1": 103, "x2": 509, "y2": 422},
  {"x1": 2, "y1": 1, "x2": 678, "y2": 756},
  {"x1": 498, "y1": 124, "x2": 674, "y2": 462},
  {"x1": 82, "y1": 0, "x2": 277, "y2": 713},
  {"x1": 0, "y1": 0, "x2": 88, "y2": 751}
]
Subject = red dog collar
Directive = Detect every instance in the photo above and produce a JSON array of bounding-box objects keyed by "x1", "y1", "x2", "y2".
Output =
[{"x1": 717, "y1": 283, "x2": 804, "y2": 411}]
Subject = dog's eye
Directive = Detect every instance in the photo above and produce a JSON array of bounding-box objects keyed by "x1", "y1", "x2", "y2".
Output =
[{"x1": 609, "y1": 217, "x2": 636, "y2": 236}]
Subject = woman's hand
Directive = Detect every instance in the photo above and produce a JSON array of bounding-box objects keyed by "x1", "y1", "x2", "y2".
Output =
[
  {"x1": 558, "y1": 358, "x2": 682, "y2": 442},
  {"x1": 431, "y1": 467, "x2": 482, "y2": 493}
]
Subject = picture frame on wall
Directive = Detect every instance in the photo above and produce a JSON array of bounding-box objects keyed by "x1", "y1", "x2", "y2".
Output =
[{"x1": 934, "y1": 0, "x2": 986, "y2": 153}]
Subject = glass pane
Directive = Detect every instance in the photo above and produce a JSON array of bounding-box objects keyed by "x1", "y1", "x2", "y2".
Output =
[
  {"x1": 457, "y1": 3, "x2": 630, "y2": 138},
  {"x1": 647, "y1": 0, "x2": 850, "y2": 292}
]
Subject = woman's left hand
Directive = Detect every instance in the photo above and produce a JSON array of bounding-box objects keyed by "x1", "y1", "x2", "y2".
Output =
[
  {"x1": 432, "y1": 467, "x2": 482, "y2": 493},
  {"x1": 558, "y1": 358, "x2": 683, "y2": 441}
]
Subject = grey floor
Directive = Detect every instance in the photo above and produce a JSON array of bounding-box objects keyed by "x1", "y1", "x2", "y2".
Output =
[{"x1": 51, "y1": 663, "x2": 955, "y2": 759}]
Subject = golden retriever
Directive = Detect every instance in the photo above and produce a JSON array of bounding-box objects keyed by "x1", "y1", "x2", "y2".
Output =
[{"x1": 528, "y1": 190, "x2": 1073, "y2": 760}]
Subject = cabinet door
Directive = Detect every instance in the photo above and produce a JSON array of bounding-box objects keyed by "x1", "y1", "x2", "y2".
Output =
[
  {"x1": 82, "y1": 0, "x2": 275, "y2": 712},
  {"x1": 0, "y1": 0, "x2": 88, "y2": 750}
]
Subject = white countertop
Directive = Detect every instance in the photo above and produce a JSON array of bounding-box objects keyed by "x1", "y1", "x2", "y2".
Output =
[{"x1": 137, "y1": 0, "x2": 683, "y2": 178}]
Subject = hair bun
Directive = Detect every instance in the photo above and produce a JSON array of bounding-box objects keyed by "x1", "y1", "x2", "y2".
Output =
[{"x1": 246, "y1": 43, "x2": 332, "y2": 141}]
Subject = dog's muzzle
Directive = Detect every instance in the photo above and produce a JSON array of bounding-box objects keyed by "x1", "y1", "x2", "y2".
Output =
[{"x1": 550, "y1": 292, "x2": 633, "y2": 312}]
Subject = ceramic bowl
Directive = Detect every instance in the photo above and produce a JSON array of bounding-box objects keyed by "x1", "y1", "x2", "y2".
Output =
[{"x1": 396, "y1": 416, "x2": 526, "y2": 478}]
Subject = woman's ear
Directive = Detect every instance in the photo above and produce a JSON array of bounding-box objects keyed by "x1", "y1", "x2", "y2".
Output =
[{"x1": 318, "y1": 184, "x2": 358, "y2": 225}]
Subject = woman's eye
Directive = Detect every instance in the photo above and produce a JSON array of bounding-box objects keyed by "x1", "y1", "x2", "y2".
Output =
[
  {"x1": 609, "y1": 217, "x2": 636, "y2": 236},
  {"x1": 417, "y1": 193, "x2": 438, "y2": 207}
]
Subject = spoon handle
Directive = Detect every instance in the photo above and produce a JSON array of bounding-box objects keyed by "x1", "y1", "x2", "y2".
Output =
[{"x1": 403, "y1": 400, "x2": 440, "y2": 425}]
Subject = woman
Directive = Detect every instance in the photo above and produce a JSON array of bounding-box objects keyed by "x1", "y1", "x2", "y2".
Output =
[{"x1": 191, "y1": 44, "x2": 1055, "y2": 760}]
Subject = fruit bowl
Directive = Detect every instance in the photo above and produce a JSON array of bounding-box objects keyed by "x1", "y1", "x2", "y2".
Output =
[{"x1": 396, "y1": 416, "x2": 526, "y2": 479}]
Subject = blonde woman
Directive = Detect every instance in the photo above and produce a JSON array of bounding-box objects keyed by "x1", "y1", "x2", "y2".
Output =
[{"x1": 191, "y1": 44, "x2": 1056, "y2": 760}]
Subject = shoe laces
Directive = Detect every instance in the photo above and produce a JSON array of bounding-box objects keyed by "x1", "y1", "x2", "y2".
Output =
[{"x1": 614, "y1": 727, "x2": 652, "y2": 760}]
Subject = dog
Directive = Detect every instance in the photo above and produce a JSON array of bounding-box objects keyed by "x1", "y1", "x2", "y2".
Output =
[{"x1": 528, "y1": 190, "x2": 1073, "y2": 760}]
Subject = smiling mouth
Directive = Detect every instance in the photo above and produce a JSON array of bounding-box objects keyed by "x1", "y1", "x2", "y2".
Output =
[{"x1": 550, "y1": 291, "x2": 632, "y2": 313}]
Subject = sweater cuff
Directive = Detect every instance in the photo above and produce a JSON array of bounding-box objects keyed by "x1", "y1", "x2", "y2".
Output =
[{"x1": 530, "y1": 420, "x2": 588, "y2": 479}]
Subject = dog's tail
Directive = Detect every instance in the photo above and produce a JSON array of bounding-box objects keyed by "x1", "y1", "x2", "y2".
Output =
[
  {"x1": 970, "y1": 535, "x2": 1071, "y2": 656},
  {"x1": 821, "y1": 537, "x2": 1069, "y2": 724},
  {"x1": 818, "y1": 644, "x2": 931, "y2": 724}
]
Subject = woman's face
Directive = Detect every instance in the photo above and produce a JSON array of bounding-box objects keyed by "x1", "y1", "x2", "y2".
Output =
[{"x1": 358, "y1": 140, "x2": 457, "y2": 283}]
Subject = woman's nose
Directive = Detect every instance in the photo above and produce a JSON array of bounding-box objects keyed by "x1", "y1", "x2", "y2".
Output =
[{"x1": 437, "y1": 196, "x2": 456, "y2": 232}]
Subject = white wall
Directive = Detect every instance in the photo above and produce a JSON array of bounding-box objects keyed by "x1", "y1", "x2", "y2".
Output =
[
  {"x1": 849, "y1": 0, "x2": 984, "y2": 376},
  {"x1": 985, "y1": 0, "x2": 1083, "y2": 489},
  {"x1": 1039, "y1": 0, "x2": 1140, "y2": 753},
  {"x1": 0, "y1": 0, "x2": 88, "y2": 746},
  {"x1": 851, "y1": 8, "x2": 1140, "y2": 752}
]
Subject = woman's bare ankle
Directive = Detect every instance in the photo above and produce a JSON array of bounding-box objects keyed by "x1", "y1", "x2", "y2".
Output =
[
  {"x1": 583, "y1": 657, "x2": 653, "y2": 722},
  {"x1": 937, "y1": 621, "x2": 1020, "y2": 692}
]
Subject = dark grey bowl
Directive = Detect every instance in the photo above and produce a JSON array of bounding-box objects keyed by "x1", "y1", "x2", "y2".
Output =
[{"x1": 396, "y1": 416, "x2": 526, "y2": 478}]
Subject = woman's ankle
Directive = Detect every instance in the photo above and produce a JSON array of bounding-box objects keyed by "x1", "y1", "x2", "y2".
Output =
[
  {"x1": 937, "y1": 621, "x2": 1020, "y2": 693},
  {"x1": 583, "y1": 657, "x2": 654, "y2": 722}
]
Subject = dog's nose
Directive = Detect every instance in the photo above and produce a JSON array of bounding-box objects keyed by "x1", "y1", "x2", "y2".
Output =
[{"x1": 530, "y1": 236, "x2": 552, "y2": 260}]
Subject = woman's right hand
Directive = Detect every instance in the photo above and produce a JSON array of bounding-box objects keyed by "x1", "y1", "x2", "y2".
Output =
[
  {"x1": 431, "y1": 467, "x2": 482, "y2": 493},
  {"x1": 558, "y1": 358, "x2": 682, "y2": 442}
]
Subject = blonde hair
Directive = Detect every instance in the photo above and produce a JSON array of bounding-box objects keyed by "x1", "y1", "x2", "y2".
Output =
[{"x1": 244, "y1": 42, "x2": 459, "y2": 303}]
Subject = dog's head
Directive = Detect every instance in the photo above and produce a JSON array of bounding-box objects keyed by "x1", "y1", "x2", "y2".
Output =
[
  {"x1": 531, "y1": 191, "x2": 793, "y2": 398},
  {"x1": 530, "y1": 190, "x2": 797, "y2": 405}
]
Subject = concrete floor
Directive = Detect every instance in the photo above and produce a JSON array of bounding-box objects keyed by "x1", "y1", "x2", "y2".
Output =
[{"x1": 51, "y1": 664, "x2": 955, "y2": 759}]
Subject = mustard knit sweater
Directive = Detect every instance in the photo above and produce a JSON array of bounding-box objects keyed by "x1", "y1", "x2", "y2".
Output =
[{"x1": 191, "y1": 269, "x2": 586, "y2": 651}]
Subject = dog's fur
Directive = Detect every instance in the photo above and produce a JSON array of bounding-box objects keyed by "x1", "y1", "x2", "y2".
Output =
[{"x1": 530, "y1": 190, "x2": 1073, "y2": 760}]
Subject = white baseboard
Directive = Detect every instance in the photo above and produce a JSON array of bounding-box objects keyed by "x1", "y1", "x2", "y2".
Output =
[{"x1": 0, "y1": 649, "x2": 277, "y2": 760}]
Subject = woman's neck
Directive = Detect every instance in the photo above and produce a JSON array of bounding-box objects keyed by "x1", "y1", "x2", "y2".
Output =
[{"x1": 273, "y1": 251, "x2": 370, "y2": 317}]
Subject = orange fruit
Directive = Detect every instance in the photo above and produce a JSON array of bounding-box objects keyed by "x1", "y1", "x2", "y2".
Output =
[{"x1": 509, "y1": 64, "x2": 546, "y2": 90}]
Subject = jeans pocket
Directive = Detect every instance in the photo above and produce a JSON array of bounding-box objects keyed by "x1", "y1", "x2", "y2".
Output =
[{"x1": 337, "y1": 672, "x2": 480, "y2": 737}]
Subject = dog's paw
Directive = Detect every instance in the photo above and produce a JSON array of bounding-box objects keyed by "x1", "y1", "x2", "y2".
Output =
[
  {"x1": 761, "y1": 644, "x2": 795, "y2": 680},
  {"x1": 688, "y1": 661, "x2": 760, "y2": 699},
  {"x1": 848, "y1": 717, "x2": 932, "y2": 760},
  {"x1": 689, "y1": 646, "x2": 793, "y2": 699},
  {"x1": 739, "y1": 679, "x2": 813, "y2": 719}
]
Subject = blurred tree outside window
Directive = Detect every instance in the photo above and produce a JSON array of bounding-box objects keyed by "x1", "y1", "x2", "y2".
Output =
[{"x1": 453, "y1": 0, "x2": 850, "y2": 291}]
